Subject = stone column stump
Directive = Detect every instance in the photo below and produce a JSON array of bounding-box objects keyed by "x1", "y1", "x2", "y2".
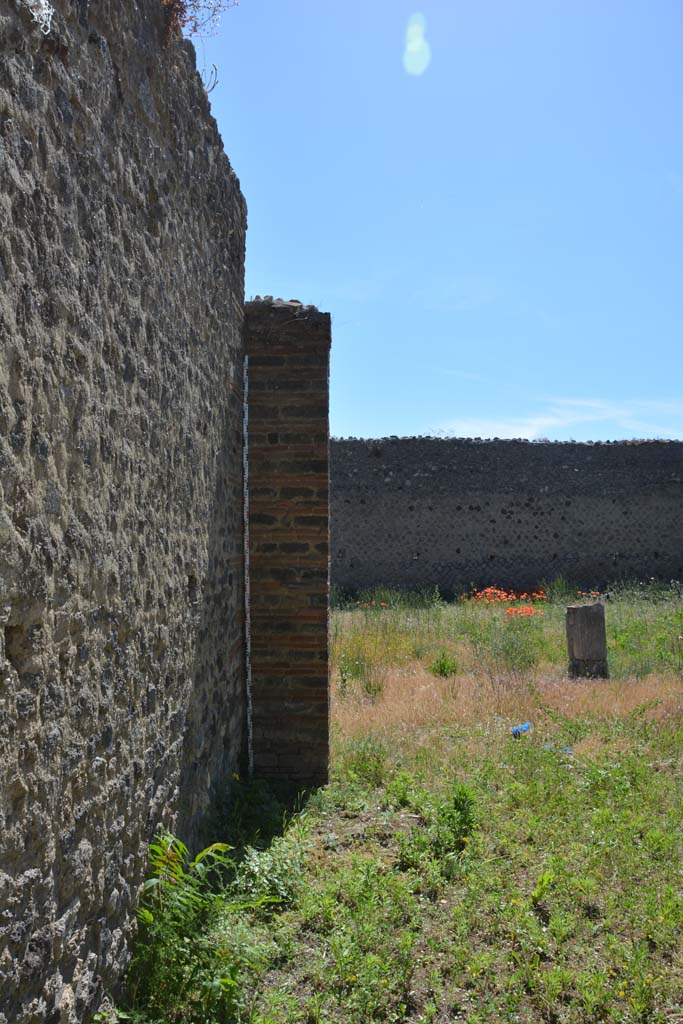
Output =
[{"x1": 566, "y1": 603, "x2": 609, "y2": 678}]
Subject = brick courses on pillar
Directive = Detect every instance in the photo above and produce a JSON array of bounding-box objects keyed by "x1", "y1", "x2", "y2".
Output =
[{"x1": 245, "y1": 300, "x2": 331, "y2": 784}]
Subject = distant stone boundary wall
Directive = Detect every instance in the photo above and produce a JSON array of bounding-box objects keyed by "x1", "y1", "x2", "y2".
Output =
[
  {"x1": 0, "y1": 2, "x2": 246, "y2": 1020},
  {"x1": 331, "y1": 438, "x2": 683, "y2": 592}
]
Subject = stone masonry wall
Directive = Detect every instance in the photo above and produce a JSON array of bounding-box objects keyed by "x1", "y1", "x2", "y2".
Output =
[
  {"x1": 245, "y1": 300, "x2": 330, "y2": 785},
  {"x1": 0, "y1": 2, "x2": 246, "y2": 1020},
  {"x1": 331, "y1": 438, "x2": 683, "y2": 593}
]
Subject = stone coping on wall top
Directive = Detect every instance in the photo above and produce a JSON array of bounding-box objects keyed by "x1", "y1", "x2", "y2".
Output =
[
  {"x1": 332, "y1": 436, "x2": 683, "y2": 446},
  {"x1": 245, "y1": 299, "x2": 331, "y2": 341},
  {"x1": 247, "y1": 296, "x2": 321, "y2": 312}
]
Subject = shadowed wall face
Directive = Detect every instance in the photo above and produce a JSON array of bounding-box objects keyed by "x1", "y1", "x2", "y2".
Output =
[
  {"x1": 331, "y1": 438, "x2": 683, "y2": 592},
  {"x1": 0, "y1": 3, "x2": 246, "y2": 1020},
  {"x1": 245, "y1": 300, "x2": 330, "y2": 784}
]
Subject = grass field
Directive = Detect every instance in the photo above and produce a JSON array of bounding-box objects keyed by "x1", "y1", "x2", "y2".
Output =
[{"x1": 109, "y1": 581, "x2": 683, "y2": 1024}]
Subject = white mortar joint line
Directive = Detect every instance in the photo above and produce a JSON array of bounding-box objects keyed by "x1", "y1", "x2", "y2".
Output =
[
  {"x1": 243, "y1": 353, "x2": 254, "y2": 778},
  {"x1": 18, "y1": 0, "x2": 55, "y2": 34}
]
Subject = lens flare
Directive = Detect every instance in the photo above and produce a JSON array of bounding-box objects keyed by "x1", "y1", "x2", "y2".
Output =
[{"x1": 403, "y1": 12, "x2": 431, "y2": 77}]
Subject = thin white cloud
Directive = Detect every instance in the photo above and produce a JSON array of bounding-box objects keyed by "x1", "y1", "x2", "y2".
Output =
[{"x1": 434, "y1": 397, "x2": 683, "y2": 440}]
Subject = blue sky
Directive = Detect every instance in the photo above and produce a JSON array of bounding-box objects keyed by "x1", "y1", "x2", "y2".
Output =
[{"x1": 198, "y1": 1, "x2": 683, "y2": 440}]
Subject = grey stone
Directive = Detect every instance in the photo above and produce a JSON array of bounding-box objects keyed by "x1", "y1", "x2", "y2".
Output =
[
  {"x1": 331, "y1": 438, "x2": 683, "y2": 592},
  {"x1": 0, "y1": 1, "x2": 247, "y2": 1021}
]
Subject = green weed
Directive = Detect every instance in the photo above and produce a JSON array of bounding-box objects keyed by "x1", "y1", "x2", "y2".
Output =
[
  {"x1": 428, "y1": 649, "x2": 459, "y2": 677},
  {"x1": 123, "y1": 833, "x2": 248, "y2": 1024},
  {"x1": 336, "y1": 736, "x2": 388, "y2": 788},
  {"x1": 397, "y1": 782, "x2": 476, "y2": 882},
  {"x1": 232, "y1": 826, "x2": 306, "y2": 908}
]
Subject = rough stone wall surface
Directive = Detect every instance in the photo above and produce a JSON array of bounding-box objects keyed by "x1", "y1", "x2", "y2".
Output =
[
  {"x1": 0, "y1": 2, "x2": 246, "y2": 1020},
  {"x1": 331, "y1": 438, "x2": 683, "y2": 592},
  {"x1": 245, "y1": 300, "x2": 330, "y2": 784}
]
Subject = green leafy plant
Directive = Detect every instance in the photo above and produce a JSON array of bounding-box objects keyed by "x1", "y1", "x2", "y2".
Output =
[
  {"x1": 398, "y1": 782, "x2": 477, "y2": 880},
  {"x1": 123, "y1": 831, "x2": 268, "y2": 1024},
  {"x1": 338, "y1": 652, "x2": 351, "y2": 696},
  {"x1": 233, "y1": 829, "x2": 306, "y2": 908},
  {"x1": 142, "y1": 832, "x2": 231, "y2": 920},
  {"x1": 338, "y1": 736, "x2": 388, "y2": 788},
  {"x1": 429, "y1": 649, "x2": 459, "y2": 678},
  {"x1": 381, "y1": 769, "x2": 429, "y2": 813},
  {"x1": 337, "y1": 645, "x2": 386, "y2": 699}
]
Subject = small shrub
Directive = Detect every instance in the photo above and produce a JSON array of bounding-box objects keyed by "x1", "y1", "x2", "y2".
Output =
[
  {"x1": 412, "y1": 638, "x2": 429, "y2": 659},
  {"x1": 398, "y1": 782, "x2": 476, "y2": 879},
  {"x1": 140, "y1": 831, "x2": 232, "y2": 928},
  {"x1": 541, "y1": 575, "x2": 577, "y2": 603},
  {"x1": 124, "y1": 832, "x2": 242, "y2": 1023},
  {"x1": 429, "y1": 649, "x2": 459, "y2": 678},
  {"x1": 233, "y1": 830, "x2": 305, "y2": 908},
  {"x1": 354, "y1": 585, "x2": 443, "y2": 610},
  {"x1": 338, "y1": 653, "x2": 351, "y2": 696},
  {"x1": 331, "y1": 585, "x2": 355, "y2": 609},
  {"x1": 162, "y1": 0, "x2": 237, "y2": 39},
  {"x1": 338, "y1": 737, "x2": 388, "y2": 787},
  {"x1": 496, "y1": 617, "x2": 542, "y2": 672},
  {"x1": 338, "y1": 646, "x2": 386, "y2": 699},
  {"x1": 381, "y1": 769, "x2": 429, "y2": 814}
]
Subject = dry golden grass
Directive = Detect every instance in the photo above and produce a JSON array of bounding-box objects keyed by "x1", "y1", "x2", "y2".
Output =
[{"x1": 333, "y1": 661, "x2": 683, "y2": 741}]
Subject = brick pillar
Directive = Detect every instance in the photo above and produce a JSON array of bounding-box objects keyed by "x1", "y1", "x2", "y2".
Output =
[{"x1": 244, "y1": 299, "x2": 331, "y2": 784}]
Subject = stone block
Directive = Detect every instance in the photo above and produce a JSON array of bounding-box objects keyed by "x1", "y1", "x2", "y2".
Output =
[{"x1": 566, "y1": 603, "x2": 609, "y2": 678}]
